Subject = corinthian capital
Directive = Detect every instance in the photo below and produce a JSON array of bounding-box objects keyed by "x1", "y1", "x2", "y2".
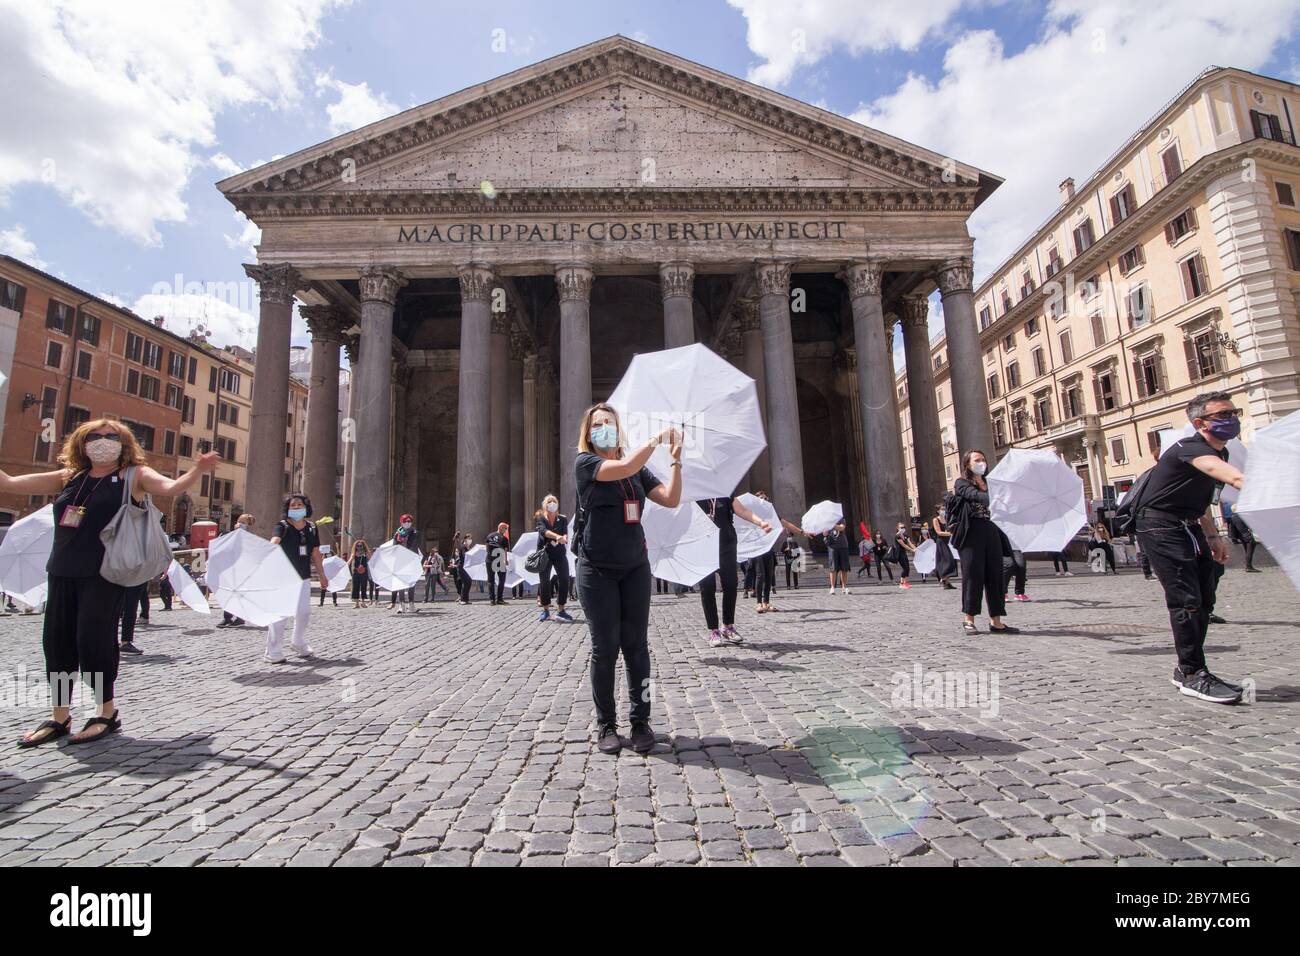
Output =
[
  {"x1": 936, "y1": 257, "x2": 974, "y2": 295},
  {"x1": 734, "y1": 297, "x2": 761, "y2": 334},
  {"x1": 244, "y1": 263, "x2": 305, "y2": 306},
  {"x1": 299, "y1": 304, "x2": 347, "y2": 343},
  {"x1": 555, "y1": 264, "x2": 594, "y2": 303},
  {"x1": 659, "y1": 260, "x2": 695, "y2": 301},
  {"x1": 359, "y1": 266, "x2": 408, "y2": 305},
  {"x1": 753, "y1": 260, "x2": 791, "y2": 298},
  {"x1": 840, "y1": 260, "x2": 884, "y2": 299},
  {"x1": 899, "y1": 293, "x2": 931, "y2": 329},
  {"x1": 457, "y1": 263, "x2": 497, "y2": 303},
  {"x1": 342, "y1": 333, "x2": 359, "y2": 366}
]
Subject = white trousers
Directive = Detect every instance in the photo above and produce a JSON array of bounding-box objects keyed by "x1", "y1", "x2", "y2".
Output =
[{"x1": 265, "y1": 579, "x2": 311, "y2": 658}]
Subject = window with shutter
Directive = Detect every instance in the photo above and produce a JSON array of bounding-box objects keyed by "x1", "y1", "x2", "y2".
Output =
[
  {"x1": 1160, "y1": 145, "x2": 1182, "y2": 185},
  {"x1": 1060, "y1": 331, "x2": 1074, "y2": 363},
  {"x1": 1132, "y1": 356, "x2": 1147, "y2": 398},
  {"x1": 1276, "y1": 181, "x2": 1296, "y2": 207},
  {"x1": 1090, "y1": 312, "x2": 1108, "y2": 348},
  {"x1": 1287, "y1": 229, "x2": 1300, "y2": 271},
  {"x1": 1073, "y1": 219, "x2": 1095, "y2": 256}
]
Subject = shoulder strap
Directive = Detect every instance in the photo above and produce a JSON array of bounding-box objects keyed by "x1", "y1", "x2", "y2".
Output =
[{"x1": 120, "y1": 466, "x2": 134, "y2": 505}]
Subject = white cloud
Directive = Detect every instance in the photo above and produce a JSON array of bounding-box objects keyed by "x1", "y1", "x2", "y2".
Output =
[
  {"x1": 0, "y1": 224, "x2": 46, "y2": 268},
  {"x1": 223, "y1": 211, "x2": 262, "y2": 258},
  {"x1": 0, "y1": 1, "x2": 346, "y2": 246},
  {"x1": 208, "y1": 152, "x2": 245, "y2": 178},
  {"x1": 133, "y1": 291, "x2": 258, "y2": 351},
  {"x1": 849, "y1": 0, "x2": 1300, "y2": 284},
  {"x1": 315, "y1": 71, "x2": 398, "y2": 135},
  {"x1": 727, "y1": 0, "x2": 970, "y2": 86}
]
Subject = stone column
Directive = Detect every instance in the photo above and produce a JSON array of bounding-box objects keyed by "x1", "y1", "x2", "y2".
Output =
[
  {"x1": 938, "y1": 258, "x2": 997, "y2": 463},
  {"x1": 754, "y1": 261, "x2": 806, "y2": 522},
  {"x1": 509, "y1": 331, "x2": 526, "y2": 534},
  {"x1": 300, "y1": 304, "x2": 345, "y2": 530},
  {"x1": 352, "y1": 265, "x2": 407, "y2": 544},
  {"x1": 899, "y1": 292, "x2": 948, "y2": 519},
  {"x1": 1083, "y1": 435, "x2": 1108, "y2": 501},
  {"x1": 838, "y1": 348, "x2": 870, "y2": 532},
  {"x1": 243, "y1": 263, "x2": 304, "y2": 530},
  {"x1": 489, "y1": 309, "x2": 511, "y2": 525},
  {"x1": 455, "y1": 263, "x2": 495, "y2": 539},
  {"x1": 523, "y1": 353, "x2": 539, "y2": 521},
  {"x1": 555, "y1": 264, "x2": 593, "y2": 513},
  {"x1": 841, "y1": 261, "x2": 907, "y2": 535},
  {"x1": 884, "y1": 314, "x2": 909, "y2": 512},
  {"x1": 734, "y1": 298, "x2": 770, "y2": 494},
  {"x1": 341, "y1": 334, "x2": 359, "y2": 546},
  {"x1": 659, "y1": 260, "x2": 695, "y2": 349}
]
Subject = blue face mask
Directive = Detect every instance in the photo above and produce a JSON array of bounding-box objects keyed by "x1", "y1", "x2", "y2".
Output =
[
  {"x1": 287, "y1": 507, "x2": 307, "y2": 521},
  {"x1": 590, "y1": 424, "x2": 618, "y2": 449},
  {"x1": 1205, "y1": 417, "x2": 1240, "y2": 441}
]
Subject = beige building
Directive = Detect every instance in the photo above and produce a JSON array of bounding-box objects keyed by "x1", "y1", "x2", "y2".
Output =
[
  {"x1": 178, "y1": 342, "x2": 253, "y2": 531},
  {"x1": 899, "y1": 66, "x2": 1300, "y2": 515}
]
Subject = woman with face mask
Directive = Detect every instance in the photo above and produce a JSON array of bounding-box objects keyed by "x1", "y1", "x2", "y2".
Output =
[
  {"x1": 214, "y1": 514, "x2": 257, "y2": 627},
  {"x1": 265, "y1": 494, "x2": 327, "y2": 663},
  {"x1": 535, "y1": 494, "x2": 574, "y2": 622},
  {"x1": 390, "y1": 514, "x2": 420, "y2": 613},
  {"x1": 7, "y1": 419, "x2": 218, "y2": 747},
  {"x1": 871, "y1": 532, "x2": 893, "y2": 582},
  {"x1": 573, "y1": 403, "x2": 682, "y2": 755},
  {"x1": 891, "y1": 522, "x2": 916, "y2": 590},
  {"x1": 930, "y1": 505, "x2": 958, "y2": 590},
  {"x1": 350, "y1": 539, "x2": 371, "y2": 608},
  {"x1": 949, "y1": 450, "x2": 1019, "y2": 635},
  {"x1": 453, "y1": 533, "x2": 474, "y2": 605}
]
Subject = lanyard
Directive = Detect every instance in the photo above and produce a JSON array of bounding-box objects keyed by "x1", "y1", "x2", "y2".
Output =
[{"x1": 71, "y1": 471, "x2": 111, "y2": 509}]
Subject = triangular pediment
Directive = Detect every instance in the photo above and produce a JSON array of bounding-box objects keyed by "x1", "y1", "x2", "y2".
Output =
[{"x1": 219, "y1": 36, "x2": 1000, "y2": 211}]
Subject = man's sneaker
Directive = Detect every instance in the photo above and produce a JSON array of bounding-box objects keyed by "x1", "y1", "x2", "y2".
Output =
[
  {"x1": 1171, "y1": 666, "x2": 1242, "y2": 694},
  {"x1": 629, "y1": 721, "x2": 656, "y2": 754},
  {"x1": 899, "y1": 581, "x2": 912, "y2": 590},
  {"x1": 119, "y1": 642, "x2": 142, "y2": 655},
  {"x1": 722, "y1": 625, "x2": 743, "y2": 645},
  {"x1": 290, "y1": 643, "x2": 315, "y2": 657},
  {"x1": 596, "y1": 724, "x2": 622, "y2": 754},
  {"x1": 1063, "y1": 571, "x2": 1074, "y2": 577},
  {"x1": 538, "y1": 608, "x2": 550, "y2": 622},
  {"x1": 708, "y1": 629, "x2": 724, "y2": 647},
  {"x1": 1245, "y1": 566, "x2": 1262, "y2": 573},
  {"x1": 555, "y1": 610, "x2": 574, "y2": 622},
  {"x1": 1209, "y1": 613, "x2": 1227, "y2": 624},
  {"x1": 1014, "y1": 593, "x2": 1031, "y2": 602},
  {"x1": 1175, "y1": 669, "x2": 1242, "y2": 704},
  {"x1": 264, "y1": 654, "x2": 287, "y2": 664}
]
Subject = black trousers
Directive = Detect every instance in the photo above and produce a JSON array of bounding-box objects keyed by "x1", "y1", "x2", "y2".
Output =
[
  {"x1": 487, "y1": 572, "x2": 506, "y2": 602},
  {"x1": 44, "y1": 575, "x2": 127, "y2": 707},
  {"x1": 876, "y1": 557, "x2": 893, "y2": 580},
  {"x1": 158, "y1": 577, "x2": 173, "y2": 610},
  {"x1": 784, "y1": 562, "x2": 798, "y2": 588},
  {"x1": 1004, "y1": 550, "x2": 1027, "y2": 597},
  {"x1": 578, "y1": 559, "x2": 652, "y2": 727},
  {"x1": 351, "y1": 573, "x2": 368, "y2": 600},
  {"x1": 455, "y1": 568, "x2": 472, "y2": 601},
  {"x1": 896, "y1": 551, "x2": 910, "y2": 578},
  {"x1": 539, "y1": 546, "x2": 571, "y2": 606},
  {"x1": 119, "y1": 583, "x2": 149, "y2": 644},
  {"x1": 959, "y1": 518, "x2": 1007, "y2": 618},
  {"x1": 1092, "y1": 541, "x2": 1117, "y2": 572},
  {"x1": 1052, "y1": 554, "x2": 1070, "y2": 572},
  {"x1": 1137, "y1": 520, "x2": 1217, "y2": 672},
  {"x1": 700, "y1": 538, "x2": 738, "y2": 629},
  {"x1": 754, "y1": 552, "x2": 776, "y2": 604},
  {"x1": 742, "y1": 561, "x2": 756, "y2": 594},
  {"x1": 318, "y1": 586, "x2": 337, "y2": 606}
]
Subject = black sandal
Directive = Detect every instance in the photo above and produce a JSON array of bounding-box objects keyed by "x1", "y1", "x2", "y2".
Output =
[
  {"x1": 67, "y1": 711, "x2": 121, "y2": 745},
  {"x1": 17, "y1": 716, "x2": 72, "y2": 748},
  {"x1": 989, "y1": 624, "x2": 1020, "y2": 634}
]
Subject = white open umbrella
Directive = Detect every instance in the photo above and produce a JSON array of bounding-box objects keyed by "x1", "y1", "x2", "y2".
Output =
[
  {"x1": 606, "y1": 343, "x2": 766, "y2": 501},
  {"x1": 0, "y1": 505, "x2": 54, "y2": 607},
  {"x1": 1234, "y1": 409, "x2": 1300, "y2": 592},
  {"x1": 912, "y1": 538, "x2": 961, "y2": 576},
  {"x1": 462, "y1": 544, "x2": 488, "y2": 582},
  {"x1": 801, "y1": 500, "x2": 843, "y2": 536},
  {"x1": 205, "y1": 527, "x2": 304, "y2": 627},
  {"x1": 369, "y1": 542, "x2": 424, "y2": 591},
  {"x1": 511, "y1": 532, "x2": 542, "y2": 587},
  {"x1": 166, "y1": 559, "x2": 209, "y2": 614},
  {"x1": 733, "y1": 493, "x2": 781, "y2": 561},
  {"x1": 322, "y1": 555, "x2": 351, "y2": 593},
  {"x1": 643, "y1": 500, "x2": 720, "y2": 585},
  {"x1": 988, "y1": 448, "x2": 1087, "y2": 553}
]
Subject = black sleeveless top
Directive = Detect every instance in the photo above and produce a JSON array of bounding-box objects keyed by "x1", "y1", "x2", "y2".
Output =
[{"x1": 47, "y1": 469, "x2": 134, "y2": 578}]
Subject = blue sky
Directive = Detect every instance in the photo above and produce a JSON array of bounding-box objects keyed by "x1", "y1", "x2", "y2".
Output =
[{"x1": 3, "y1": 0, "x2": 1299, "y2": 353}]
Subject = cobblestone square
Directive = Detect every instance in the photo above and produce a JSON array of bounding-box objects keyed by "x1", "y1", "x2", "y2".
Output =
[{"x1": 1, "y1": 564, "x2": 1297, "y2": 867}]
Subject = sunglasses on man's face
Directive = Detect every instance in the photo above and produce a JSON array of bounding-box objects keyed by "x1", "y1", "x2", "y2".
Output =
[
  {"x1": 1201, "y1": 408, "x2": 1243, "y2": 422},
  {"x1": 86, "y1": 432, "x2": 122, "y2": 442}
]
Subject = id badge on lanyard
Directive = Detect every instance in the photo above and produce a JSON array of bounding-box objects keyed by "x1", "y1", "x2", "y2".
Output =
[
  {"x1": 619, "y1": 477, "x2": 641, "y2": 524},
  {"x1": 59, "y1": 506, "x2": 86, "y2": 529}
]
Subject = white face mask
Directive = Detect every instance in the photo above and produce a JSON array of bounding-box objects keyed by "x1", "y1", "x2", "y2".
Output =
[
  {"x1": 85, "y1": 438, "x2": 120, "y2": 466},
  {"x1": 546, "y1": 502, "x2": 558, "y2": 513},
  {"x1": 971, "y1": 461, "x2": 987, "y2": 476}
]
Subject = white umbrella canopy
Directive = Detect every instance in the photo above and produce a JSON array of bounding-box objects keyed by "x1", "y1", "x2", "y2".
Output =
[
  {"x1": 801, "y1": 500, "x2": 843, "y2": 536},
  {"x1": 166, "y1": 559, "x2": 209, "y2": 614},
  {"x1": 733, "y1": 493, "x2": 781, "y2": 561},
  {"x1": 0, "y1": 505, "x2": 54, "y2": 607},
  {"x1": 462, "y1": 544, "x2": 488, "y2": 582},
  {"x1": 1234, "y1": 409, "x2": 1300, "y2": 592},
  {"x1": 912, "y1": 538, "x2": 961, "y2": 576},
  {"x1": 369, "y1": 542, "x2": 424, "y2": 591},
  {"x1": 988, "y1": 448, "x2": 1087, "y2": 553},
  {"x1": 606, "y1": 343, "x2": 766, "y2": 502},
  {"x1": 205, "y1": 527, "x2": 304, "y2": 627},
  {"x1": 511, "y1": 532, "x2": 542, "y2": 587},
  {"x1": 322, "y1": 555, "x2": 351, "y2": 593},
  {"x1": 643, "y1": 500, "x2": 720, "y2": 585}
]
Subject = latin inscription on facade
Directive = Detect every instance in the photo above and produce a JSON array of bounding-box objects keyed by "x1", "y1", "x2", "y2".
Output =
[{"x1": 397, "y1": 221, "x2": 849, "y2": 244}]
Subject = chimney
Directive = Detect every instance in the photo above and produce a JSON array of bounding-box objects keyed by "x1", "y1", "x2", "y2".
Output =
[{"x1": 1059, "y1": 177, "x2": 1076, "y2": 205}]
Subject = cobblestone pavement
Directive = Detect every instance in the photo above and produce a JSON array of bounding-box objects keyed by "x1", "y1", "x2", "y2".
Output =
[{"x1": 0, "y1": 563, "x2": 1297, "y2": 867}]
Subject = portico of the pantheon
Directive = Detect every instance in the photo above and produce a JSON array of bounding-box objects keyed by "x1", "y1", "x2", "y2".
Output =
[{"x1": 219, "y1": 36, "x2": 1002, "y2": 552}]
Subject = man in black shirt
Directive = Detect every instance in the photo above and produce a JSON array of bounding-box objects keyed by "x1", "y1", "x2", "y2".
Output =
[
  {"x1": 485, "y1": 522, "x2": 510, "y2": 605},
  {"x1": 1136, "y1": 391, "x2": 1245, "y2": 704}
]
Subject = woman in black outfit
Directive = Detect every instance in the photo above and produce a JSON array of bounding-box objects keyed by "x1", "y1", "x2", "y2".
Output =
[
  {"x1": 871, "y1": 532, "x2": 893, "y2": 582},
  {"x1": 696, "y1": 493, "x2": 770, "y2": 644},
  {"x1": 350, "y1": 539, "x2": 371, "y2": 608},
  {"x1": 931, "y1": 505, "x2": 958, "y2": 590},
  {"x1": 453, "y1": 532, "x2": 474, "y2": 604},
  {"x1": 1087, "y1": 523, "x2": 1118, "y2": 574},
  {"x1": 8, "y1": 419, "x2": 217, "y2": 746},
  {"x1": 949, "y1": 449, "x2": 1019, "y2": 635},
  {"x1": 574, "y1": 403, "x2": 682, "y2": 756},
  {"x1": 536, "y1": 493, "x2": 574, "y2": 622}
]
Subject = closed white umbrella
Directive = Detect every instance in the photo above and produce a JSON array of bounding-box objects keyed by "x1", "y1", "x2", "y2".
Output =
[
  {"x1": 369, "y1": 542, "x2": 424, "y2": 591},
  {"x1": 643, "y1": 500, "x2": 720, "y2": 585},
  {"x1": 801, "y1": 500, "x2": 843, "y2": 536},
  {"x1": 606, "y1": 343, "x2": 766, "y2": 501},
  {"x1": 733, "y1": 493, "x2": 781, "y2": 561},
  {"x1": 912, "y1": 538, "x2": 960, "y2": 576},
  {"x1": 322, "y1": 555, "x2": 351, "y2": 593},
  {"x1": 166, "y1": 559, "x2": 209, "y2": 614},
  {"x1": 988, "y1": 448, "x2": 1087, "y2": 553},
  {"x1": 1234, "y1": 409, "x2": 1300, "y2": 592},
  {"x1": 205, "y1": 527, "x2": 304, "y2": 627},
  {"x1": 0, "y1": 505, "x2": 54, "y2": 607}
]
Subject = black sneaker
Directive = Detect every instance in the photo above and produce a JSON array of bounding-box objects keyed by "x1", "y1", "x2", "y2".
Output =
[
  {"x1": 1171, "y1": 666, "x2": 1242, "y2": 694},
  {"x1": 1175, "y1": 669, "x2": 1242, "y2": 704},
  {"x1": 629, "y1": 721, "x2": 656, "y2": 754},
  {"x1": 1209, "y1": 613, "x2": 1227, "y2": 624},
  {"x1": 119, "y1": 642, "x2": 142, "y2": 655},
  {"x1": 596, "y1": 724, "x2": 622, "y2": 754}
]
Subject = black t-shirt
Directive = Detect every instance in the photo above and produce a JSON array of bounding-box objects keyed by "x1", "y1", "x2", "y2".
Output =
[
  {"x1": 575, "y1": 451, "x2": 662, "y2": 570},
  {"x1": 535, "y1": 513, "x2": 570, "y2": 552},
  {"x1": 1142, "y1": 435, "x2": 1227, "y2": 521},
  {"x1": 48, "y1": 469, "x2": 132, "y2": 577},
  {"x1": 697, "y1": 497, "x2": 737, "y2": 544},
  {"x1": 274, "y1": 519, "x2": 319, "y2": 580},
  {"x1": 826, "y1": 528, "x2": 851, "y2": 554}
]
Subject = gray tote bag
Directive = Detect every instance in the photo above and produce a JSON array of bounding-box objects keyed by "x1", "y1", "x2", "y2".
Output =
[{"x1": 99, "y1": 466, "x2": 173, "y2": 587}]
